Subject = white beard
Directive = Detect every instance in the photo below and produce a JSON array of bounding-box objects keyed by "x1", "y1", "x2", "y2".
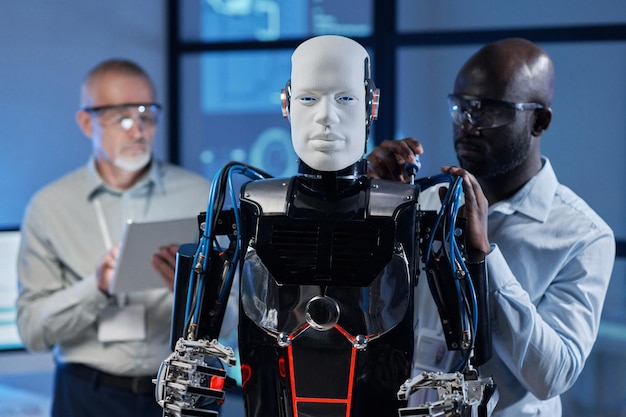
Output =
[{"x1": 114, "y1": 152, "x2": 151, "y2": 172}]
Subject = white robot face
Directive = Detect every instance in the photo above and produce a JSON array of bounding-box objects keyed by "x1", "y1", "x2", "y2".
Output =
[{"x1": 289, "y1": 35, "x2": 370, "y2": 172}]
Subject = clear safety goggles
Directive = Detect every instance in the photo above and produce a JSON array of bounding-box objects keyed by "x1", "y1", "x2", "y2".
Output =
[
  {"x1": 447, "y1": 94, "x2": 544, "y2": 130},
  {"x1": 83, "y1": 103, "x2": 162, "y2": 131}
]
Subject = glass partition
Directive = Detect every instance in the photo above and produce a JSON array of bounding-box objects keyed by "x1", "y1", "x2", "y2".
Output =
[{"x1": 397, "y1": 0, "x2": 625, "y2": 32}]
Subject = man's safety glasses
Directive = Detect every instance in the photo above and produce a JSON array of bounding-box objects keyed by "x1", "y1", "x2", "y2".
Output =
[
  {"x1": 447, "y1": 94, "x2": 544, "y2": 130},
  {"x1": 83, "y1": 103, "x2": 162, "y2": 131}
]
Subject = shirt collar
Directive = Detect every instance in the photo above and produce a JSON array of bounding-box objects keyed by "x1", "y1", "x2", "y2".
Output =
[
  {"x1": 488, "y1": 157, "x2": 558, "y2": 223},
  {"x1": 86, "y1": 157, "x2": 165, "y2": 200}
]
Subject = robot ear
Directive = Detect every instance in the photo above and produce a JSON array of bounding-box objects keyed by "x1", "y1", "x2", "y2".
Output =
[
  {"x1": 281, "y1": 80, "x2": 291, "y2": 118},
  {"x1": 370, "y1": 86, "x2": 380, "y2": 121},
  {"x1": 365, "y1": 79, "x2": 380, "y2": 127}
]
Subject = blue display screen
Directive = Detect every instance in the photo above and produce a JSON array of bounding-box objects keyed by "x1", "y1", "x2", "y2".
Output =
[
  {"x1": 0, "y1": 230, "x2": 22, "y2": 351},
  {"x1": 182, "y1": 0, "x2": 372, "y2": 42}
]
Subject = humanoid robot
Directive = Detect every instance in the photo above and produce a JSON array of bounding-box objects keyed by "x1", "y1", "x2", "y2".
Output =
[{"x1": 155, "y1": 35, "x2": 496, "y2": 417}]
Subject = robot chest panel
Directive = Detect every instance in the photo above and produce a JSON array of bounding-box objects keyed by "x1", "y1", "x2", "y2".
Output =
[{"x1": 253, "y1": 215, "x2": 396, "y2": 287}]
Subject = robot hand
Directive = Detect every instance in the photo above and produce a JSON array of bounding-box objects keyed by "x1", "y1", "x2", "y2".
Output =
[
  {"x1": 154, "y1": 338, "x2": 237, "y2": 417},
  {"x1": 397, "y1": 370, "x2": 498, "y2": 417}
]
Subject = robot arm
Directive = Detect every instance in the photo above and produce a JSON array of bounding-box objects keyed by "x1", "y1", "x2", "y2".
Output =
[
  {"x1": 170, "y1": 162, "x2": 272, "y2": 346},
  {"x1": 156, "y1": 163, "x2": 272, "y2": 417},
  {"x1": 169, "y1": 209, "x2": 239, "y2": 349},
  {"x1": 399, "y1": 174, "x2": 496, "y2": 417}
]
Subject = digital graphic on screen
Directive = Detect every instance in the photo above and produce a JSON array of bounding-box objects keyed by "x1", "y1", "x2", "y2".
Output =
[
  {"x1": 199, "y1": 0, "x2": 372, "y2": 42},
  {"x1": 189, "y1": 49, "x2": 296, "y2": 180}
]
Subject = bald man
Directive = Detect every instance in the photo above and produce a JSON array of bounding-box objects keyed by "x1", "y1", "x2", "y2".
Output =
[{"x1": 367, "y1": 38, "x2": 615, "y2": 417}]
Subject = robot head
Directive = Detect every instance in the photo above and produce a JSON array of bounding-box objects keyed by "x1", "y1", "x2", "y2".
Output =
[{"x1": 282, "y1": 35, "x2": 379, "y2": 172}]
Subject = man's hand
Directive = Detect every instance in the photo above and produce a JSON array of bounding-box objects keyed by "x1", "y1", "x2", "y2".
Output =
[
  {"x1": 441, "y1": 166, "x2": 490, "y2": 262},
  {"x1": 152, "y1": 244, "x2": 180, "y2": 291},
  {"x1": 96, "y1": 244, "x2": 119, "y2": 295},
  {"x1": 366, "y1": 138, "x2": 423, "y2": 182}
]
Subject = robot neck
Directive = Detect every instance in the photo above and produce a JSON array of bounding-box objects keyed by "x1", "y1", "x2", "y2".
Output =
[{"x1": 297, "y1": 159, "x2": 368, "y2": 197}]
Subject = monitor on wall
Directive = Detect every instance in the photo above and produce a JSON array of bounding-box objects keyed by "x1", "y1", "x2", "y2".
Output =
[{"x1": 0, "y1": 229, "x2": 23, "y2": 351}]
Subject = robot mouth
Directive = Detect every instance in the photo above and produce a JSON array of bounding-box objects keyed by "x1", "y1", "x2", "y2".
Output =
[
  {"x1": 310, "y1": 141, "x2": 345, "y2": 153},
  {"x1": 310, "y1": 133, "x2": 344, "y2": 142}
]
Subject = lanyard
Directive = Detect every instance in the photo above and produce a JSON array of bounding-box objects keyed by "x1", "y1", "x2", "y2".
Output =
[
  {"x1": 94, "y1": 197, "x2": 129, "y2": 306},
  {"x1": 93, "y1": 198, "x2": 112, "y2": 251}
]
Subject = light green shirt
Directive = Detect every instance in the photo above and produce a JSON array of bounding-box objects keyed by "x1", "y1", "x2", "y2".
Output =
[{"x1": 17, "y1": 158, "x2": 210, "y2": 376}]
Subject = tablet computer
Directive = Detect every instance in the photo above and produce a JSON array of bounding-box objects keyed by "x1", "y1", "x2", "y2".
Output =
[{"x1": 109, "y1": 217, "x2": 200, "y2": 294}]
